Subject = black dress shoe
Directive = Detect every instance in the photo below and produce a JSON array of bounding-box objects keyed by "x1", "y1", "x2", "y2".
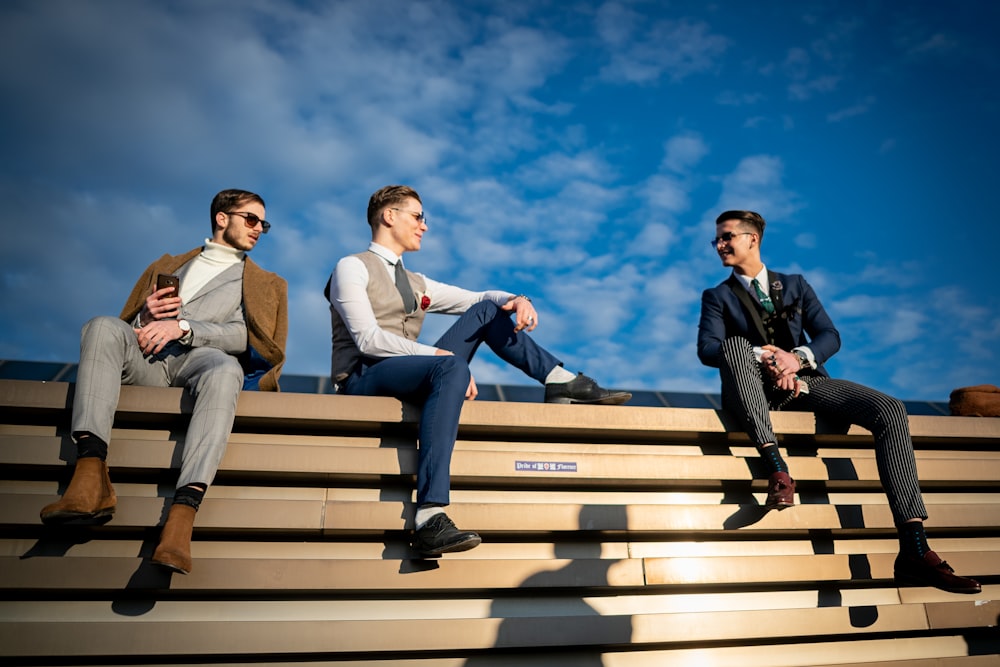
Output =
[
  {"x1": 412, "y1": 513, "x2": 481, "y2": 556},
  {"x1": 544, "y1": 373, "x2": 632, "y2": 405},
  {"x1": 894, "y1": 550, "x2": 982, "y2": 594}
]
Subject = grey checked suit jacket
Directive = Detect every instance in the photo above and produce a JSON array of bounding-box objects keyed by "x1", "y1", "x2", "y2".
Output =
[{"x1": 174, "y1": 261, "x2": 248, "y2": 354}]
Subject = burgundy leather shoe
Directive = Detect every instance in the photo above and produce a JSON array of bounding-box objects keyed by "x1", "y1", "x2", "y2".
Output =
[
  {"x1": 765, "y1": 471, "x2": 795, "y2": 510},
  {"x1": 894, "y1": 550, "x2": 981, "y2": 594}
]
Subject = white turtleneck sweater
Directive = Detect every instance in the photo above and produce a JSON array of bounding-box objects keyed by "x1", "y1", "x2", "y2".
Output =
[{"x1": 180, "y1": 239, "x2": 245, "y2": 303}]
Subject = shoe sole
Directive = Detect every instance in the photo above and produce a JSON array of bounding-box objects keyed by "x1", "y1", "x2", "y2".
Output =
[
  {"x1": 765, "y1": 501, "x2": 794, "y2": 510},
  {"x1": 151, "y1": 559, "x2": 191, "y2": 575},
  {"x1": 40, "y1": 507, "x2": 115, "y2": 525},
  {"x1": 894, "y1": 572, "x2": 982, "y2": 594},
  {"x1": 546, "y1": 393, "x2": 633, "y2": 406},
  {"x1": 416, "y1": 534, "x2": 482, "y2": 557}
]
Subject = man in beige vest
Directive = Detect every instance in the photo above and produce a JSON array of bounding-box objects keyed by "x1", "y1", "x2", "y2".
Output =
[{"x1": 325, "y1": 184, "x2": 631, "y2": 557}]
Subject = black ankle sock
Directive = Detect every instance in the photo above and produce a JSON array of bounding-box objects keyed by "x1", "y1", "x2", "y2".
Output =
[
  {"x1": 173, "y1": 485, "x2": 206, "y2": 511},
  {"x1": 759, "y1": 444, "x2": 788, "y2": 474},
  {"x1": 75, "y1": 434, "x2": 108, "y2": 461},
  {"x1": 898, "y1": 521, "x2": 930, "y2": 558}
]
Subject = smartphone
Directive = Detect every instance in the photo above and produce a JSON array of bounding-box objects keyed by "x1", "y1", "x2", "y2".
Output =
[{"x1": 156, "y1": 274, "x2": 180, "y2": 296}]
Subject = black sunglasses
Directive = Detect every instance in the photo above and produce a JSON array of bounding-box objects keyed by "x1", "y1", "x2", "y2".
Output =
[
  {"x1": 710, "y1": 231, "x2": 752, "y2": 247},
  {"x1": 227, "y1": 211, "x2": 271, "y2": 233}
]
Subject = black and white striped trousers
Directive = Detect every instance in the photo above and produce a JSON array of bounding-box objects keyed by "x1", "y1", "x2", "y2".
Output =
[{"x1": 718, "y1": 336, "x2": 927, "y2": 525}]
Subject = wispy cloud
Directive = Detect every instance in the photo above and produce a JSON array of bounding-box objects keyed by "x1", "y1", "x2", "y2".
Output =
[
  {"x1": 827, "y1": 95, "x2": 877, "y2": 122},
  {"x1": 1, "y1": 0, "x2": 996, "y2": 403},
  {"x1": 713, "y1": 155, "x2": 803, "y2": 221},
  {"x1": 595, "y1": 3, "x2": 728, "y2": 84}
]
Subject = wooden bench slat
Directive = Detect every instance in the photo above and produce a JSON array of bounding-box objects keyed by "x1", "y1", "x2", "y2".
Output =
[
  {"x1": 4, "y1": 380, "x2": 999, "y2": 442},
  {"x1": 0, "y1": 602, "x2": 981, "y2": 657},
  {"x1": 3, "y1": 378, "x2": 1000, "y2": 665},
  {"x1": 6, "y1": 434, "x2": 1000, "y2": 487}
]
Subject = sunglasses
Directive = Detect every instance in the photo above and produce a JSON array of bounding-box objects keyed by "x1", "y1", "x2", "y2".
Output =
[
  {"x1": 227, "y1": 211, "x2": 271, "y2": 233},
  {"x1": 389, "y1": 207, "x2": 427, "y2": 223},
  {"x1": 710, "y1": 231, "x2": 752, "y2": 247}
]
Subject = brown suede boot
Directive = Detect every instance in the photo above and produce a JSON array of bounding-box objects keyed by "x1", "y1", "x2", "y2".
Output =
[
  {"x1": 151, "y1": 503, "x2": 197, "y2": 574},
  {"x1": 40, "y1": 457, "x2": 117, "y2": 524}
]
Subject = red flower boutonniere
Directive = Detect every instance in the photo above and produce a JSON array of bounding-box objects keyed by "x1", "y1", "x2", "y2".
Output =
[{"x1": 420, "y1": 295, "x2": 430, "y2": 311}]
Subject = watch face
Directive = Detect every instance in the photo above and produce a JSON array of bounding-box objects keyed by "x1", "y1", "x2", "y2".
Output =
[{"x1": 179, "y1": 320, "x2": 191, "y2": 332}]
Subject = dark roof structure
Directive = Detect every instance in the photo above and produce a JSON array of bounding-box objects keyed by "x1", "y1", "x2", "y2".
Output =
[{"x1": 0, "y1": 358, "x2": 951, "y2": 415}]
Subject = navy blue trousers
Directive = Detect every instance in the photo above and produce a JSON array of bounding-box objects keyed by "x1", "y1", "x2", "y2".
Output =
[{"x1": 340, "y1": 301, "x2": 561, "y2": 506}]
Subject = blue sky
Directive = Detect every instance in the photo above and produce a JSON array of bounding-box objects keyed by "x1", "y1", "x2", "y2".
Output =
[{"x1": 1, "y1": 0, "x2": 997, "y2": 400}]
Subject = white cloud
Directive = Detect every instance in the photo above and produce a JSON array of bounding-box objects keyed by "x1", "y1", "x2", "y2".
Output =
[
  {"x1": 827, "y1": 96, "x2": 877, "y2": 122},
  {"x1": 1, "y1": 0, "x2": 997, "y2": 405},
  {"x1": 661, "y1": 133, "x2": 709, "y2": 174},
  {"x1": 788, "y1": 74, "x2": 841, "y2": 101},
  {"x1": 714, "y1": 155, "x2": 803, "y2": 221},
  {"x1": 795, "y1": 233, "x2": 817, "y2": 249},
  {"x1": 595, "y1": 5, "x2": 728, "y2": 84},
  {"x1": 716, "y1": 91, "x2": 766, "y2": 107},
  {"x1": 642, "y1": 175, "x2": 690, "y2": 213}
]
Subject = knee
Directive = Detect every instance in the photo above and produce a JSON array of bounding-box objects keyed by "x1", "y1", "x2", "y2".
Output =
[
  {"x1": 195, "y1": 355, "x2": 244, "y2": 393},
  {"x1": 432, "y1": 355, "x2": 471, "y2": 386},
  {"x1": 215, "y1": 356, "x2": 245, "y2": 386},
  {"x1": 81, "y1": 315, "x2": 131, "y2": 347},
  {"x1": 469, "y1": 299, "x2": 502, "y2": 322},
  {"x1": 720, "y1": 336, "x2": 754, "y2": 363},
  {"x1": 82, "y1": 315, "x2": 129, "y2": 338},
  {"x1": 878, "y1": 394, "x2": 909, "y2": 424}
]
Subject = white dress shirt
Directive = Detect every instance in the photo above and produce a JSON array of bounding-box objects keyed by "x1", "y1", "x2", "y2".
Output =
[{"x1": 329, "y1": 242, "x2": 515, "y2": 357}]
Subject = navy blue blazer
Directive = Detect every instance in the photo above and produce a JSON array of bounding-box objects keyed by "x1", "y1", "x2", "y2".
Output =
[{"x1": 697, "y1": 270, "x2": 841, "y2": 376}]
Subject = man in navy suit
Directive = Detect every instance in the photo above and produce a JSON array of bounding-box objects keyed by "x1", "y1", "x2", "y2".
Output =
[{"x1": 697, "y1": 209, "x2": 980, "y2": 594}]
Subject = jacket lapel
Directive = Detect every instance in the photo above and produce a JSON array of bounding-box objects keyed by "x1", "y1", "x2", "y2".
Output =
[
  {"x1": 767, "y1": 270, "x2": 785, "y2": 315},
  {"x1": 725, "y1": 274, "x2": 769, "y2": 344},
  {"x1": 181, "y1": 263, "x2": 243, "y2": 304}
]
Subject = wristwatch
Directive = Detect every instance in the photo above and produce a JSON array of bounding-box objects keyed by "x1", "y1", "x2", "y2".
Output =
[
  {"x1": 178, "y1": 319, "x2": 191, "y2": 334},
  {"x1": 793, "y1": 350, "x2": 810, "y2": 370}
]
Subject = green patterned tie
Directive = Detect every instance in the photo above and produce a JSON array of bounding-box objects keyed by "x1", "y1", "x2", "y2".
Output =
[{"x1": 752, "y1": 278, "x2": 775, "y2": 314}]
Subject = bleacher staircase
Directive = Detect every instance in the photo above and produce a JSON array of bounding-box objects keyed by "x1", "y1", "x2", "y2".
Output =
[{"x1": 1, "y1": 377, "x2": 998, "y2": 666}]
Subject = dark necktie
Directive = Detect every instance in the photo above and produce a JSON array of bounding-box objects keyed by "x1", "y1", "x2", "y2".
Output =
[
  {"x1": 752, "y1": 278, "x2": 775, "y2": 314},
  {"x1": 394, "y1": 260, "x2": 417, "y2": 313}
]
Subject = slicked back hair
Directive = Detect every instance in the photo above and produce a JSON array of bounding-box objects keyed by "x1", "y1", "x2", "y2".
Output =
[
  {"x1": 716, "y1": 209, "x2": 766, "y2": 241},
  {"x1": 210, "y1": 189, "x2": 265, "y2": 232},
  {"x1": 367, "y1": 185, "x2": 422, "y2": 231}
]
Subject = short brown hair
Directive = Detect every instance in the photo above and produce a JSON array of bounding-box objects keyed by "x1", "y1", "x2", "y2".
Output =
[
  {"x1": 210, "y1": 189, "x2": 265, "y2": 232},
  {"x1": 367, "y1": 185, "x2": 421, "y2": 230},
  {"x1": 716, "y1": 209, "x2": 766, "y2": 240}
]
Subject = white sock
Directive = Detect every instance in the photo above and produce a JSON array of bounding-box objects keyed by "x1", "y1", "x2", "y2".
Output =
[
  {"x1": 415, "y1": 506, "x2": 445, "y2": 529},
  {"x1": 545, "y1": 366, "x2": 576, "y2": 384}
]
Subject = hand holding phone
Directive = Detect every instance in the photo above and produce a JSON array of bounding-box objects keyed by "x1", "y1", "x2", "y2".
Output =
[
  {"x1": 142, "y1": 274, "x2": 182, "y2": 324},
  {"x1": 156, "y1": 274, "x2": 180, "y2": 296}
]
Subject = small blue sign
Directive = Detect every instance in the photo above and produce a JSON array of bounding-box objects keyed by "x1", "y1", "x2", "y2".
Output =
[{"x1": 515, "y1": 460, "x2": 578, "y2": 473}]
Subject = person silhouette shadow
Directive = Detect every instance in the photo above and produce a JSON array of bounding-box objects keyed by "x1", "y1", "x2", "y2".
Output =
[{"x1": 463, "y1": 505, "x2": 633, "y2": 665}]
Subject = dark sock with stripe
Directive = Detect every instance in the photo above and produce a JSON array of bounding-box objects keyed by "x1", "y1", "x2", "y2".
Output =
[
  {"x1": 75, "y1": 434, "x2": 108, "y2": 461},
  {"x1": 898, "y1": 521, "x2": 930, "y2": 558},
  {"x1": 759, "y1": 443, "x2": 788, "y2": 474},
  {"x1": 172, "y1": 485, "x2": 206, "y2": 511}
]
